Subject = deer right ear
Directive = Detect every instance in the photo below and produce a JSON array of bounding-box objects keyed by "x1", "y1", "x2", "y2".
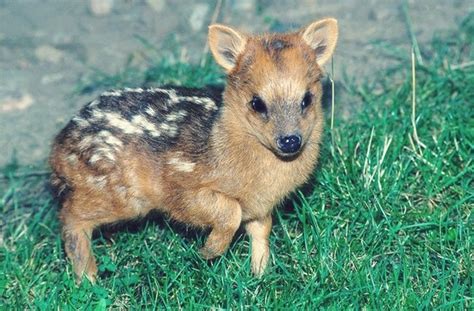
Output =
[
  {"x1": 301, "y1": 18, "x2": 338, "y2": 67},
  {"x1": 208, "y1": 24, "x2": 247, "y2": 72}
]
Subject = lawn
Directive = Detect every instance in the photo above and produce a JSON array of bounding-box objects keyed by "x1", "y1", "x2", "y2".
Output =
[{"x1": 1, "y1": 14, "x2": 473, "y2": 310}]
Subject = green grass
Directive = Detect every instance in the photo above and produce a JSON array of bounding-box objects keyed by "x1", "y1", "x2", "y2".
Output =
[{"x1": 1, "y1": 15, "x2": 473, "y2": 310}]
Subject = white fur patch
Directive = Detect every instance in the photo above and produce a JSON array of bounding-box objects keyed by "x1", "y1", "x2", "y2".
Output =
[
  {"x1": 145, "y1": 106, "x2": 157, "y2": 116},
  {"x1": 129, "y1": 197, "x2": 147, "y2": 211},
  {"x1": 65, "y1": 154, "x2": 78, "y2": 165},
  {"x1": 88, "y1": 99, "x2": 100, "y2": 107},
  {"x1": 124, "y1": 87, "x2": 144, "y2": 93},
  {"x1": 102, "y1": 90, "x2": 122, "y2": 97},
  {"x1": 86, "y1": 175, "x2": 107, "y2": 188},
  {"x1": 159, "y1": 122, "x2": 178, "y2": 136},
  {"x1": 90, "y1": 108, "x2": 170, "y2": 138},
  {"x1": 106, "y1": 113, "x2": 143, "y2": 135},
  {"x1": 72, "y1": 116, "x2": 90, "y2": 127},
  {"x1": 95, "y1": 146, "x2": 116, "y2": 162},
  {"x1": 160, "y1": 123, "x2": 172, "y2": 131},
  {"x1": 168, "y1": 126, "x2": 178, "y2": 137},
  {"x1": 182, "y1": 96, "x2": 217, "y2": 110},
  {"x1": 89, "y1": 154, "x2": 102, "y2": 164},
  {"x1": 165, "y1": 110, "x2": 188, "y2": 121},
  {"x1": 152, "y1": 88, "x2": 179, "y2": 103},
  {"x1": 114, "y1": 185, "x2": 128, "y2": 196},
  {"x1": 167, "y1": 156, "x2": 196, "y2": 173},
  {"x1": 98, "y1": 130, "x2": 123, "y2": 148},
  {"x1": 91, "y1": 109, "x2": 104, "y2": 120},
  {"x1": 149, "y1": 88, "x2": 217, "y2": 111},
  {"x1": 77, "y1": 131, "x2": 122, "y2": 165},
  {"x1": 78, "y1": 136, "x2": 94, "y2": 150},
  {"x1": 177, "y1": 110, "x2": 188, "y2": 117},
  {"x1": 131, "y1": 115, "x2": 161, "y2": 137}
]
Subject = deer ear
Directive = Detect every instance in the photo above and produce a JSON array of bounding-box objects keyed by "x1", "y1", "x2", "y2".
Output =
[
  {"x1": 301, "y1": 18, "x2": 338, "y2": 66},
  {"x1": 208, "y1": 24, "x2": 247, "y2": 72}
]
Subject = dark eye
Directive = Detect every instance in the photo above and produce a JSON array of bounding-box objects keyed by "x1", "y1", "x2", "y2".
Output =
[
  {"x1": 301, "y1": 92, "x2": 312, "y2": 110},
  {"x1": 251, "y1": 96, "x2": 267, "y2": 114}
]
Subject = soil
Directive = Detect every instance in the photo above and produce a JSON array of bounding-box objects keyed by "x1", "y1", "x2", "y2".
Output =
[{"x1": 0, "y1": 0, "x2": 471, "y2": 167}]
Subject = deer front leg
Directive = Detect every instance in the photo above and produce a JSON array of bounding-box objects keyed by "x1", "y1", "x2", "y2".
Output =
[
  {"x1": 183, "y1": 189, "x2": 242, "y2": 259},
  {"x1": 245, "y1": 215, "x2": 272, "y2": 276}
]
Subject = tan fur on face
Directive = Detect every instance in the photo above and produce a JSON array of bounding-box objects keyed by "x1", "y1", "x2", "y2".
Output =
[
  {"x1": 50, "y1": 18, "x2": 338, "y2": 283},
  {"x1": 222, "y1": 31, "x2": 325, "y2": 156}
]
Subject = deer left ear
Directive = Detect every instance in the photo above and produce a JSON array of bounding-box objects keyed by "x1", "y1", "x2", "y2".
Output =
[
  {"x1": 208, "y1": 24, "x2": 248, "y2": 73},
  {"x1": 301, "y1": 18, "x2": 338, "y2": 66}
]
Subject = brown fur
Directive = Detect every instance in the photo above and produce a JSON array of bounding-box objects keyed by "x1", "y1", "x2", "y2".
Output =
[{"x1": 50, "y1": 18, "x2": 338, "y2": 282}]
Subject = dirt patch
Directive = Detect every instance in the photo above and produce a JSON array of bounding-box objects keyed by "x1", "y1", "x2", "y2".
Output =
[{"x1": 0, "y1": 0, "x2": 471, "y2": 167}]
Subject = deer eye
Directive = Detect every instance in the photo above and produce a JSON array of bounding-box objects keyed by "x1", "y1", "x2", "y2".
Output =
[
  {"x1": 301, "y1": 92, "x2": 312, "y2": 110},
  {"x1": 251, "y1": 96, "x2": 267, "y2": 115}
]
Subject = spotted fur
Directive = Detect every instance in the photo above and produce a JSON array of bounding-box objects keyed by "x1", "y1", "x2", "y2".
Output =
[{"x1": 50, "y1": 18, "x2": 339, "y2": 283}]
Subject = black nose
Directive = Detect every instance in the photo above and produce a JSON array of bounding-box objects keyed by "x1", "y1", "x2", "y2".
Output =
[{"x1": 277, "y1": 135, "x2": 302, "y2": 154}]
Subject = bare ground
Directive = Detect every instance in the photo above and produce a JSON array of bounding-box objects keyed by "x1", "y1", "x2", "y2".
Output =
[{"x1": 0, "y1": 0, "x2": 471, "y2": 167}]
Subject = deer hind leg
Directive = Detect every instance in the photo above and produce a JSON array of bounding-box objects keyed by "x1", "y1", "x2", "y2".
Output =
[
  {"x1": 61, "y1": 216, "x2": 98, "y2": 283},
  {"x1": 59, "y1": 194, "x2": 125, "y2": 283},
  {"x1": 59, "y1": 187, "x2": 147, "y2": 283}
]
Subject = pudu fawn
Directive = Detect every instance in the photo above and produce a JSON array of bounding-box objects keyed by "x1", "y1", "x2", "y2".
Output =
[{"x1": 50, "y1": 18, "x2": 338, "y2": 282}]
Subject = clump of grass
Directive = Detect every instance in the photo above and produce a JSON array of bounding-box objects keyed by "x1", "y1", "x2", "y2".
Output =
[
  {"x1": 1, "y1": 14, "x2": 473, "y2": 310},
  {"x1": 75, "y1": 56, "x2": 224, "y2": 95},
  {"x1": 74, "y1": 36, "x2": 224, "y2": 95}
]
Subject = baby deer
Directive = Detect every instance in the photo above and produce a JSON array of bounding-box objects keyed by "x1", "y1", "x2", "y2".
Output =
[{"x1": 50, "y1": 18, "x2": 338, "y2": 282}]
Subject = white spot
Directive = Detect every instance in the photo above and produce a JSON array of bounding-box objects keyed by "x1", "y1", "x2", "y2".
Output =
[
  {"x1": 177, "y1": 110, "x2": 188, "y2": 117},
  {"x1": 102, "y1": 90, "x2": 122, "y2": 97},
  {"x1": 100, "y1": 111, "x2": 143, "y2": 135},
  {"x1": 87, "y1": 143, "x2": 115, "y2": 164},
  {"x1": 89, "y1": 154, "x2": 102, "y2": 164},
  {"x1": 168, "y1": 156, "x2": 196, "y2": 173},
  {"x1": 78, "y1": 132, "x2": 118, "y2": 164},
  {"x1": 152, "y1": 88, "x2": 179, "y2": 103},
  {"x1": 165, "y1": 113, "x2": 178, "y2": 122},
  {"x1": 95, "y1": 147, "x2": 116, "y2": 162},
  {"x1": 166, "y1": 110, "x2": 187, "y2": 122},
  {"x1": 90, "y1": 108, "x2": 165, "y2": 138},
  {"x1": 86, "y1": 175, "x2": 107, "y2": 189},
  {"x1": 98, "y1": 130, "x2": 123, "y2": 148},
  {"x1": 88, "y1": 99, "x2": 100, "y2": 107},
  {"x1": 78, "y1": 136, "x2": 94, "y2": 150},
  {"x1": 65, "y1": 154, "x2": 78, "y2": 165},
  {"x1": 145, "y1": 106, "x2": 157, "y2": 116},
  {"x1": 91, "y1": 109, "x2": 105, "y2": 120},
  {"x1": 159, "y1": 122, "x2": 178, "y2": 136},
  {"x1": 114, "y1": 185, "x2": 128, "y2": 196},
  {"x1": 72, "y1": 116, "x2": 90, "y2": 127},
  {"x1": 168, "y1": 126, "x2": 178, "y2": 137},
  {"x1": 131, "y1": 115, "x2": 161, "y2": 137},
  {"x1": 129, "y1": 197, "x2": 146, "y2": 211},
  {"x1": 69, "y1": 130, "x2": 80, "y2": 139},
  {"x1": 160, "y1": 123, "x2": 171, "y2": 131},
  {"x1": 124, "y1": 87, "x2": 144, "y2": 93},
  {"x1": 150, "y1": 88, "x2": 217, "y2": 110},
  {"x1": 182, "y1": 96, "x2": 217, "y2": 110}
]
